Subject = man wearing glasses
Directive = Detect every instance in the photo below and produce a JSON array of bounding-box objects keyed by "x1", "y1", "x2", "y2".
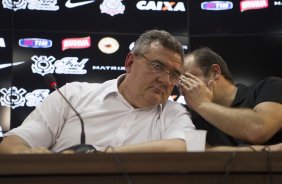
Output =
[{"x1": 0, "y1": 30, "x2": 195, "y2": 153}]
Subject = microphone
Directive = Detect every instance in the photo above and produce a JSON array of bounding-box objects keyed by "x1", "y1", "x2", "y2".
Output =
[{"x1": 44, "y1": 74, "x2": 97, "y2": 153}]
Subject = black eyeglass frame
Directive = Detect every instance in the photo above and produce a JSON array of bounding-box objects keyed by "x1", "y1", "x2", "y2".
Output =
[{"x1": 136, "y1": 53, "x2": 181, "y2": 85}]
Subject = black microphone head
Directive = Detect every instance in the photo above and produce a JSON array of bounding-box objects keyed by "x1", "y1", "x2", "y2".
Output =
[{"x1": 44, "y1": 74, "x2": 57, "y2": 89}]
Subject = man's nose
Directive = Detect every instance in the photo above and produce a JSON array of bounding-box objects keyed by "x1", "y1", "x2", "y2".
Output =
[{"x1": 158, "y1": 72, "x2": 171, "y2": 84}]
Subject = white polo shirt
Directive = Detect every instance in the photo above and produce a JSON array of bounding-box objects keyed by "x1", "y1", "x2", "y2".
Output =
[{"x1": 5, "y1": 75, "x2": 195, "y2": 152}]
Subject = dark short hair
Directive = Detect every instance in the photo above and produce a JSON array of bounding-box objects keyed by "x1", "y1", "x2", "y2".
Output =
[
  {"x1": 185, "y1": 47, "x2": 233, "y2": 83},
  {"x1": 132, "y1": 29, "x2": 184, "y2": 63}
]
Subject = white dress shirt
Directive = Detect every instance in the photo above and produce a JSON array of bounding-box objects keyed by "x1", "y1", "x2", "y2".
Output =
[{"x1": 5, "y1": 75, "x2": 195, "y2": 152}]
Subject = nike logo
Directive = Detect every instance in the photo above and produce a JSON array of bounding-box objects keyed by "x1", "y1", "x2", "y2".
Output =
[
  {"x1": 65, "y1": 0, "x2": 95, "y2": 8},
  {"x1": 0, "y1": 61, "x2": 25, "y2": 70}
]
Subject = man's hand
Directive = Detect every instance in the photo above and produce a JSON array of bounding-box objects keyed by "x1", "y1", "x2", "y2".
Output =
[
  {"x1": 20, "y1": 147, "x2": 52, "y2": 154},
  {"x1": 179, "y1": 73, "x2": 214, "y2": 111},
  {"x1": 0, "y1": 135, "x2": 52, "y2": 154},
  {"x1": 104, "y1": 139, "x2": 186, "y2": 153}
]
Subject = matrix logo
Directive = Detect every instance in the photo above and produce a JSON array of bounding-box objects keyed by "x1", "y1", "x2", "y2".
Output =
[
  {"x1": 136, "y1": 1, "x2": 185, "y2": 11},
  {"x1": 19, "y1": 38, "x2": 52, "y2": 48},
  {"x1": 92, "y1": 65, "x2": 125, "y2": 71},
  {"x1": 240, "y1": 0, "x2": 268, "y2": 12},
  {"x1": 201, "y1": 1, "x2": 233, "y2": 10}
]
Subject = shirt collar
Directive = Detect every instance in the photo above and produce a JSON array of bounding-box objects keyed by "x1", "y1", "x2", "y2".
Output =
[
  {"x1": 101, "y1": 74, "x2": 164, "y2": 110},
  {"x1": 100, "y1": 74, "x2": 125, "y2": 100}
]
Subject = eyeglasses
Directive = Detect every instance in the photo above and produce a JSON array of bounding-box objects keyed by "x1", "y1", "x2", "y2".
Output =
[{"x1": 138, "y1": 53, "x2": 181, "y2": 85}]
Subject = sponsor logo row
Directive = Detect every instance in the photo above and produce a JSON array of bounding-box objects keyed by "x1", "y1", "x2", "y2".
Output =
[
  {"x1": 0, "y1": 58, "x2": 125, "y2": 108},
  {"x1": 0, "y1": 54, "x2": 126, "y2": 74},
  {"x1": 0, "y1": 87, "x2": 50, "y2": 109},
  {"x1": 0, "y1": 36, "x2": 120, "y2": 54},
  {"x1": 18, "y1": 36, "x2": 93, "y2": 51},
  {"x1": 2, "y1": 0, "x2": 186, "y2": 14},
  {"x1": 201, "y1": 0, "x2": 280, "y2": 12},
  {"x1": 2, "y1": 0, "x2": 282, "y2": 13},
  {"x1": 18, "y1": 36, "x2": 120, "y2": 53},
  {"x1": 4, "y1": 87, "x2": 61, "y2": 110},
  {"x1": 1, "y1": 36, "x2": 188, "y2": 54},
  {"x1": 0, "y1": 86, "x2": 185, "y2": 110}
]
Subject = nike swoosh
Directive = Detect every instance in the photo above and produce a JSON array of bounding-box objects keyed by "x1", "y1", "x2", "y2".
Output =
[
  {"x1": 65, "y1": 0, "x2": 95, "y2": 8},
  {"x1": 0, "y1": 61, "x2": 25, "y2": 70}
]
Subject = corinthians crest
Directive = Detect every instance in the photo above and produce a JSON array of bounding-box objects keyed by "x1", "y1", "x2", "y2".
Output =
[
  {"x1": 31, "y1": 55, "x2": 56, "y2": 76},
  {"x1": 100, "y1": 0, "x2": 125, "y2": 16}
]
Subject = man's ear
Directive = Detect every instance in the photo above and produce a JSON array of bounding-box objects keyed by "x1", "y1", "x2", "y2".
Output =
[
  {"x1": 211, "y1": 64, "x2": 221, "y2": 80},
  {"x1": 124, "y1": 52, "x2": 135, "y2": 73}
]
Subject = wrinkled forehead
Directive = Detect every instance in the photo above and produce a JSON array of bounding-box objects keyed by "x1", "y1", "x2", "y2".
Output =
[{"x1": 148, "y1": 43, "x2": 182, "y2": 62}]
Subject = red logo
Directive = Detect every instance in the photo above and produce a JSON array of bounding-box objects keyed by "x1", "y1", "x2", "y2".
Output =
[
  {"x1": 240, "y1": 0, "x2": 268, "y2": 12},
  {"x1": 62, "y1": 36, "x2": 91, "y2": 51}
]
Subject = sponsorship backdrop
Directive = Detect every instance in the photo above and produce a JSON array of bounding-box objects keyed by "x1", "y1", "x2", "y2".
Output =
[
  {"x1": 0, "y1": 0, "x2": 189, "y2": 133},
  {"x1": 0, "y1": 0, "x2": 282, "y2": 135},
  {"x1": 189, "y1": 0, "x2": 282, "y2": 85},
  {"x1": 190, "y1": 0, "x2": 282, "y2": 34}
]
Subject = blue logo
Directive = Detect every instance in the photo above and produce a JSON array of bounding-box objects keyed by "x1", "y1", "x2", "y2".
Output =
[
  {"x1": 201, "y1": 1, "x2": 233, "y2": 10},
  {"x1": 19, "y1": 38, "x2": 53, "y2": 48}
]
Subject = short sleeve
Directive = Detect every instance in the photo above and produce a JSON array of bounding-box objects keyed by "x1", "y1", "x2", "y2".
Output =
[
  {"x1": 4, "y1": 84, "x2": 68, "y2": 148},
  {"x1": 161, "y1": 101, "x2": 195, "y2": 140},
  {"x1": 254, "y1": 77, "x2": 282, "y2": 105}
]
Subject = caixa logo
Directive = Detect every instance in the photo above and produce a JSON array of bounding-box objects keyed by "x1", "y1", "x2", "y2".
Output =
[
  {"x1": 201, "y1": 1, "x2": 233, "y2": 11},
  {"x1": 19, "y1": 38, "x2": 53, "y2": 48},
  {"x1": 136, "y1": 1, "x2": 186, "y2": 11}
]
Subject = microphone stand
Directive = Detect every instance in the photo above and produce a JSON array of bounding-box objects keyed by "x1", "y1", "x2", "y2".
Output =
[{"x1": 44, "y1": 74, "x2": 97, "y2": 153}]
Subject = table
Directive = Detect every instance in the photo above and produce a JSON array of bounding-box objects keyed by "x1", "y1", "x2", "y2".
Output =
[{"x1": 0, "y1": 152, "x2": 281, "y2": 184}]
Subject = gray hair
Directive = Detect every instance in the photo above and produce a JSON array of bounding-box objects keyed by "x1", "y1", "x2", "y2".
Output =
[{"x1": 132, "y1": 30, "x2": 184, "y2": 63}]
